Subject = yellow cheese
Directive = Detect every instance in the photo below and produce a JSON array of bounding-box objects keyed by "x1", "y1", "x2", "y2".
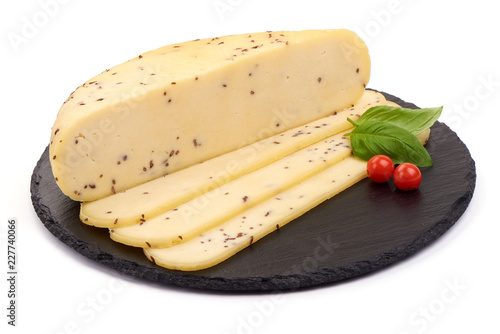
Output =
[
  {"x1": 109, "y1": 132, "x2": 354, "y2": 248},
  {"x1": 81, "y1": 90, "x2": 386, "y2": 228},
  {"x1": 144, "y1": 156, "x2": 368, "y2": 271},
  {"x1": 142, "y1": 127, "x2": 432, "y2": 271},
  {"x1": 50, "y1": 29, "x2": 370, "y2": 201}
]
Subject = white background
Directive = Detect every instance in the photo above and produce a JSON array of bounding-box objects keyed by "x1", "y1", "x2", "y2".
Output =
[{"x1": 1, "y1": 0, "x2": 499, "y2": 333}]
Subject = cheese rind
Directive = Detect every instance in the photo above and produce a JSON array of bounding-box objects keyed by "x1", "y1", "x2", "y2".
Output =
[
  {"x1": 109, "y1": 132, "x2": 353, "y2": 248},
  {"x1": 81, "y1": 90, "x2": 386, "y2": 228},
  {"x1": 50, "y1": 29, "x2": 370, "y2": 201},
  {"x1": 143, "y1": 156, "x2": 368, "y2": 271}
]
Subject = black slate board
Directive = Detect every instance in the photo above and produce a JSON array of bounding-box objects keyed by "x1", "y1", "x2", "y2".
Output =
[{"x1": 31, "y1": 91, "x2": 476, "y2": 292}]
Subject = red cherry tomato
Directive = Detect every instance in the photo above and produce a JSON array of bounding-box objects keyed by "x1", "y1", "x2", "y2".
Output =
[
  {"x1": 367, "y1": 155, "x2": 395, "y2": 183},
  {"x1": 394, "y1": 163, "x2": 422, "y2": 191}
]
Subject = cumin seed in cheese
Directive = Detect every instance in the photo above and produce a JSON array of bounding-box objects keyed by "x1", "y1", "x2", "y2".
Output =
[{"x1": 50, "y1": 29, "x2": 370, "y2": 201}]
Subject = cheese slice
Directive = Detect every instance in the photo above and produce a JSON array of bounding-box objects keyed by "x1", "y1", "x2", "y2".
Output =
[
  {"x1": 143, "y1": 156, "x2": 368, "y2": 271},
  {"x1": 50, "y1": 29, "x2": 370, "y2": 201},
  {"x1": 142, "y1": 127, "x2": 432, "y2": 271},
  {"x1": 81, "y1": 90, "x2": 386, "y2": 228},
  {"x1": 110, "y1": 132, "x2": 353, "y2": 248}
]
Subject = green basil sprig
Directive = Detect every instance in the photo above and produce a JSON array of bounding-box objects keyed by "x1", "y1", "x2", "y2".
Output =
[
  {"x1": 344, "y1": 105, "x2": 442, "y2": 167},
  {"x1": 353, "y1": 105, "x2": 443, "y2": 135}
]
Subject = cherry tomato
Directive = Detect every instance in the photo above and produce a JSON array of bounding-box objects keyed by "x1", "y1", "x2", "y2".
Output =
[
  {"x1": 394, "y1": 163, "x2": 422, "y2": 191},
  {"x1": 367, "y1": 155, "x2": 395, "y2": 183}
]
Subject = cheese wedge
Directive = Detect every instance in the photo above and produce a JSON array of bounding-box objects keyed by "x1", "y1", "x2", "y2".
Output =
[
  {"x1": 143, "y1": 156, "x2": 368, "y2": 271},
  {"x1": 110, "y1": 132, "x2": 353, "y2": 248},
  {"x1": 50, "y1": 29, "x2": 370, "y2": 201},
  {"x1": 142, "y1": 127, "x2": 432, "y2": 271},
  {"x1": 81, "y1": 90, "x2": 386, "y2": 228}
]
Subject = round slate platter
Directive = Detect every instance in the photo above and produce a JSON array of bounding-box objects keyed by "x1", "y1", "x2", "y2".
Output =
[{"x1": 31, "y1": 91, "x2": 476, "y2": 292}]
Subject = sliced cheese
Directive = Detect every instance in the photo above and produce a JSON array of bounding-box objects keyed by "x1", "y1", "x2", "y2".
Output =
[
  {"x1": 50, "y1": 29, "x2": 370, "y2": 201},
  {"x1": 142, "y1": 127, "x2": 432, "y2": 271},
  {"x1": 110, "y1": 132, "x2": 353, "y2": 248},
  {"x1": 81, "y1": 90, "x2": 386, "y2": 228},
  {"x1": 143, "y1": 156, "x2": 368, "y2": 271}
]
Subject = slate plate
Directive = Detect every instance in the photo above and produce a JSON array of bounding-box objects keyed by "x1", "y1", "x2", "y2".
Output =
[{"x1": 31, "y1": 91, "x2": 476, "y2": 292}]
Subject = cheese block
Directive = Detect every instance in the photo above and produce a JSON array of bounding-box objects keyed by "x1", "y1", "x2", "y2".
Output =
[
  {"x1": 142, "y1": 126, "x2": 432, "y2": 271},
  {"x1": 143, "y1": 156, "x2": 368, "y2": 271},
  {"x1": 81, "y1": 90, "x2": 386, "y2": 228},
  {"x1": 50, "y1": 29, "x2": 370, "y2": 201},
  {"x1": 110, "y1": 132, "x2": 353, "y2": 248}
]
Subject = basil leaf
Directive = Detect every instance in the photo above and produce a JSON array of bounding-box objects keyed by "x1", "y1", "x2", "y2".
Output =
[
  {"x1": 355, "y1": 105, "x2": 442, "y2": 135},
  {"x1": 346, "y1": 120, "x2": 433, "y2": 167}
]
